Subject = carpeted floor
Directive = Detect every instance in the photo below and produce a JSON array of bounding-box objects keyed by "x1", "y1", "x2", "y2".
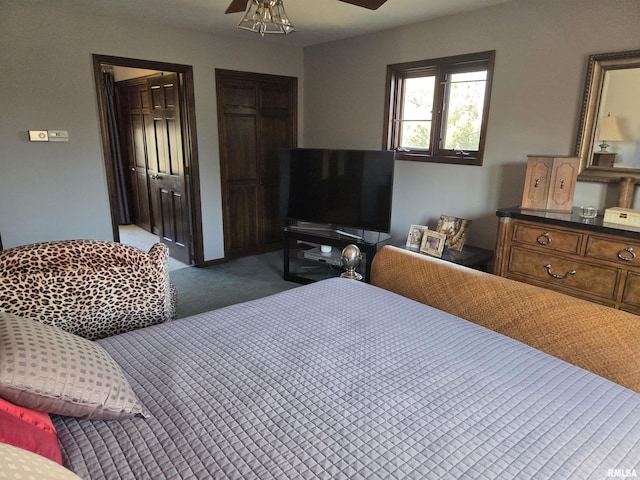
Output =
[{"x1": 169, "y1": 250, "x2": 300, "y2": 319}]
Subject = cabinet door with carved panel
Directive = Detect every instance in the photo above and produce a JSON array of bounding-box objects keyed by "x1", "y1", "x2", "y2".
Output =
[{"x1": 521, "y1": 156, "x2": 579, "y2": 212}]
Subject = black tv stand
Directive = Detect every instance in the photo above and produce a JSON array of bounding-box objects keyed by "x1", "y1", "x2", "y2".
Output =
[
  {"x1": 286, "y1": 224, "x2": 364, "y2": 241},
  {"x1": 283, "y1": 226, "x2": 391, "y2": 284},
  {"x1": 334, "y1": 229, "x2": 363, "y2": 240}
]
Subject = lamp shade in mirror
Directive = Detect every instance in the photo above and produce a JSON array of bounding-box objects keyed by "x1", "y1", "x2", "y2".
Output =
[{"x1": 597, "y1": 115, "x2": 624, "y2": 152}]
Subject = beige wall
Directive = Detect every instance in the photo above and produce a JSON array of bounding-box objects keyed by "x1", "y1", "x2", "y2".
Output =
[
  {"x1": 0, "y1": 0, "x2": 304, "y2": 260},
  {"x1": 303, "y1": 0, "x2": 640, "y2": 249}
]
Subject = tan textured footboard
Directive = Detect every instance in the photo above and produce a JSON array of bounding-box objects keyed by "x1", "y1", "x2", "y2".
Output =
[{"x1": 371, "y1": 245, "x2": 640, "y2": 393}]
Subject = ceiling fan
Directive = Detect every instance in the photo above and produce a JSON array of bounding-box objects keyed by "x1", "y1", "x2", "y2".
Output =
[
  {"x1": 226, "y1": 0, "x2": 388, "y2": 35},
  {"x1": 225, "y1": 0, "x2": 389, "y2": 14}
]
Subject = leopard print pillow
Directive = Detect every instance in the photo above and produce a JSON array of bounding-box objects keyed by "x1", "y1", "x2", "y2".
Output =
[{"x1": 0, "y1": 240, "x2": 177, "y2": 340}]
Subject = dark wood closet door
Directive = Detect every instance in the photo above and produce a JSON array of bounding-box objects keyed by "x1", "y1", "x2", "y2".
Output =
[
  {"x1": 116, "y1": 80, "x2": 152, "y2": 231},
  {"x1": 147, "y1": 74, "x2": 190, "y2": 265},
  {"x1": 216, "y1": 70, "x2": 297, "y2": 260},
  {"x1": 115, "y1": 74, "x2": 191, "y2": 265}
]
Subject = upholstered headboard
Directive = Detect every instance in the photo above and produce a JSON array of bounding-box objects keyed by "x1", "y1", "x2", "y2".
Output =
[{"x1": 371, "y1": 245, "x2": 640, "y2": 393}]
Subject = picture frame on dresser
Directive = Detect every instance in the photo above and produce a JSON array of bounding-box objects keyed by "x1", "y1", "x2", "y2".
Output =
[
  {"x1": 436, "y1": 215, "x2": 471, "y2": 252},
  {"x1": 406, "y1": 225, "x2": 429, "y2": 249},
  {"x1": 420, "y1": 231, "x2": 447, "y2": 258}
]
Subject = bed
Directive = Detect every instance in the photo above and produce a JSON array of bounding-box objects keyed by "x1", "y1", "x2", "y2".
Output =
[{"x1": 5, "y1": 246, "x2": 640, "y2": 478}]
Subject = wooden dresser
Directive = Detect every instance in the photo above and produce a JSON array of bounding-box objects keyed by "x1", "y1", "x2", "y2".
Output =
[{"x1": 495, "y1": 207, "x2": 640, "y2": 314}]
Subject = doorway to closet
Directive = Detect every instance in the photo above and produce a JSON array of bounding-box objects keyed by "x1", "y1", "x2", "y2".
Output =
[{"x1": 93, "y1": 55, "x2": 203, "y2": 267}]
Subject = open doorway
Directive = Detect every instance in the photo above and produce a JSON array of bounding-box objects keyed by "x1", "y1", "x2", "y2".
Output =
[
  {"x1": 119, "y1": 224, "x2": 188, "y2": 271},
  {"x1": 92, "y1": 54, "x2": 204, "y2": 267}
]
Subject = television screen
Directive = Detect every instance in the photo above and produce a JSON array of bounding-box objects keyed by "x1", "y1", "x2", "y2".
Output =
[{"x1": 279, "y1": 148, "x2": 395, "y2": 233}]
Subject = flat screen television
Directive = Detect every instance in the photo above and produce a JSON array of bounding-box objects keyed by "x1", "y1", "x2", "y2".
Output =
[{"x1": 279, "y1": 148, "x2": 395, "y2": 234}]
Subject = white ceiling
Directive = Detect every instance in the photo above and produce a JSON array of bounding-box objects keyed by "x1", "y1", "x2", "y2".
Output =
[{"x1": 61, "y1": 0, "x2": 513, "y2": 48}]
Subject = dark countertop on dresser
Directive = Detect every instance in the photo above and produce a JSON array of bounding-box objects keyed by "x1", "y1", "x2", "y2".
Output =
[{"x1": 497, "y1": 206, "x2": 640, "y2": 240}]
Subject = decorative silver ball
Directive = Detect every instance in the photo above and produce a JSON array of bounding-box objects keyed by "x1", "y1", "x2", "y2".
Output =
[
  {"x1": 340, "y1": 244, "x2": 363, "y2": 280},
  {"x1": 341, "y1": 244, "x2": 362, "y2": 268}
]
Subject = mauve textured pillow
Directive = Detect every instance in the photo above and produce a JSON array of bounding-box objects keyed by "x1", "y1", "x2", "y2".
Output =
[
  {"x1": 0, "y1": 311, "x2": 148, "y2": 420},
  {"x1": 0, "y1": 442, "x2": 82, "y2": 480}
]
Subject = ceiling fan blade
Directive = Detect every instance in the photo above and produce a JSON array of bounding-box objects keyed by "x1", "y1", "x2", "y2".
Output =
[
  {"x1": 225, "y1": 0, "x2": 248, "y2": 14},
  {"x1": 337, "y1": 0, "x2": 389, "y2": 10}
]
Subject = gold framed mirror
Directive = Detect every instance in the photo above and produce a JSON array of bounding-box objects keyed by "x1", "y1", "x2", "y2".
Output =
[{"x1": 575, "y1": 49, "x2": 640, "y2": 183}]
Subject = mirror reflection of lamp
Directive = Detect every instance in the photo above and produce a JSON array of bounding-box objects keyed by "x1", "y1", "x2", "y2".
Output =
[{"x1": 598, "y1": 114, "x2": 624, "y2": 152}]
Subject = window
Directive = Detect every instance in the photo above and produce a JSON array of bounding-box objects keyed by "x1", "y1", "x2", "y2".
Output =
[{"x1": 383, "y1": 51, "x2": 495, "y2": 166}]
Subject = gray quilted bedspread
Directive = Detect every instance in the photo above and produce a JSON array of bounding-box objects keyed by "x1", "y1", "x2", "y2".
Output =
[{"x1": 53, "y1": 278, "x2": 640, "y2": 479}]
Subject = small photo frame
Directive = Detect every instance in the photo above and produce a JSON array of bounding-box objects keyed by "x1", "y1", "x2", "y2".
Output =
[
  {"x1": 419, "y1": 230, "x2": 446, "y2": 258},
  {"x1": 436, "y1": 215, "x2": 472, "y2": 252},
  {"x1": 405, "y1": 224, "x2": 429, "y2": 249}
]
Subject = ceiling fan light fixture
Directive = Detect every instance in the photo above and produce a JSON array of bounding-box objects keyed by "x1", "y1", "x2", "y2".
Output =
[{"x1": 238, "y1": 0, "x2": 295, "y2": 36}]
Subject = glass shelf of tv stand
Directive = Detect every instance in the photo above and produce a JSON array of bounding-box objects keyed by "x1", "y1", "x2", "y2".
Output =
[{"x1": 282, "y1": 227, "x2": 391, "y2": 285}]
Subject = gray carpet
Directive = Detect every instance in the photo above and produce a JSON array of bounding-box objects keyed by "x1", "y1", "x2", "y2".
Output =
[{"x1": 169, "y1": 250, "x2": 299, "y2": 319}]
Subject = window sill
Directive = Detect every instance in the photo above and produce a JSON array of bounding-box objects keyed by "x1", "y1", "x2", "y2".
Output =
[{"x1": 394, "y1": 151, "x2": 482, "y2": 166}]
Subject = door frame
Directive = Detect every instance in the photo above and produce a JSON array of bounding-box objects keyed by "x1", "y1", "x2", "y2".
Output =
[{"x1": 92, "y1": 54, "x2": 204, "y2": 266}]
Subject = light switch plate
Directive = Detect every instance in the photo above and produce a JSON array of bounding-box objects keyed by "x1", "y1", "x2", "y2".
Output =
[
  {"x1": 48, "y1": 130, "x2": 69, "y2": 142},
  {"x1": 29, "y1": 130, "x2": 48, "y2": 142}
]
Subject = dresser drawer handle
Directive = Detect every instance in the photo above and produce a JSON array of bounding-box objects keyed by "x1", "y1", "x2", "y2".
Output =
[
  {"x1": 544, "y1": 264, "x2": 576, "y2": 280},
  {"x1": 536, "y1": 233, "x2": 551, "y2": 246},
  {"x1": 617, "y1": 247, "x2": 636, "y2": 262}
]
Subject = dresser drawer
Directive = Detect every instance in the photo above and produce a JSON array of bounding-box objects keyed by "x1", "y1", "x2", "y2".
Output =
[
  {"x1": 622, "y1": 272, "x2": 640, "y2": 309},
  {"x1": 507, "y1": 247, "x2": 619, "y2": 300},
  {"x1": 512, "y1": 223, "x2": 582, "y2": 254},
  {"x1": 585, "y1": 235, "x2": 640, "y2": 266}
]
